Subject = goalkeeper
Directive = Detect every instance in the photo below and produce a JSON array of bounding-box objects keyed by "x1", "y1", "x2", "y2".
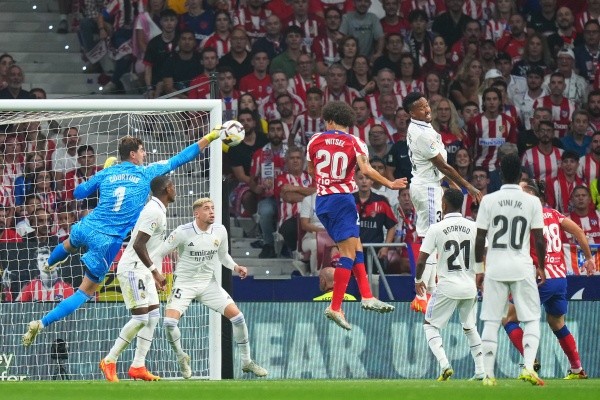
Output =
[{"x1": 22, "y1": 125, "x2": 228, "y2": 347}]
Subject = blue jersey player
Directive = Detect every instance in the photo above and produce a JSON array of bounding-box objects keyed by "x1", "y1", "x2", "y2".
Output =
[{"x1": 22, "y1": 128, "x2": 226, "y2": 347}]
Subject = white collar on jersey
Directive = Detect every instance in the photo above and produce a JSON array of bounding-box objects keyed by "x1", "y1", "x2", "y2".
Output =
[
  {"x1": 150, "y1": 196, "x2": 166, "y2": 213},
  {"x1": 500, "y1": 184, "x2": 523, "y2": 190},
  {"x1": 443, "y1": 212, "x2": 463, "y2": 219},
  {"x1": 410, "y1": 118, "x2": 432, "y2": 128},
  {"x1": 193, "y1": 220, "x2": 213, "y2": 234}
]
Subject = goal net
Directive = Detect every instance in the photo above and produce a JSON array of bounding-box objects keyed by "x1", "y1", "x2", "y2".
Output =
[{"x1": 0, "y1": 99, "x2": 223, "y2": 381}]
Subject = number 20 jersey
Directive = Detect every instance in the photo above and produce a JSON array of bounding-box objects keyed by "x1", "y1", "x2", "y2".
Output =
[{"x1": 306, "y1": 130, "x2": 368, "y2": 196}]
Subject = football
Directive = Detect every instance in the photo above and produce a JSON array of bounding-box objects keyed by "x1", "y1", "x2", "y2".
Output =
[{"x1": 220, "y1": 120, "x2": 245, "y2": 147}]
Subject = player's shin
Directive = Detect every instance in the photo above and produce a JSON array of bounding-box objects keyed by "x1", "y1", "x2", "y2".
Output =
[
  {"x1": 132, "y1": 309, "x2": 160, "y2": 368},
  {"x1": 554, "y1": 325, "x2": 582, "y2": 370},
  {"x1": 230, "y1": 313, "x2": 251, "y2": 365},
  {"x1": 503, "y1": 321, "x2": 524, "y2": 355},
  {"x1": 424, "y1": 324, "x2": 449, "y2": 370},
  {"x1": 47, "y1": 242, "x2": 70, "y2": 267},
  {"x1": 164, "y1": 317, "x2": 186, "y2": 358},
  {"x1": 352, "y1": 251, "x2": 373, "y2": 298},
  {"x1": 106, "y1": 314, "x2": 149, "y2": 363},
  {"x1": 41, "y1": 290, "x2": 93, "y2": 327},
  {"x1": 331, "y1": 258, "x2": 353, "y2": 311},
  {"x1": 522, "y1": 320, "x2": 541, "y2": 371},
  {"x1": 481, "y1": 321, "x2": 500, "y2": 378},
  {"x1": 464, "y1": 327, "x2": 484, "y2": 375}
]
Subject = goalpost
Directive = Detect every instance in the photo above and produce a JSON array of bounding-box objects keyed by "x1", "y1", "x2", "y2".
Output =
[{"x1": 0, "y1": 99, "x2": 223, "y2": 380}]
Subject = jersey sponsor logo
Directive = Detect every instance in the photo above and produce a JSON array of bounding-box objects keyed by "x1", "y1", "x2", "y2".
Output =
[{"x1": 479, "y1": 138, "x2": 506, "y2": 147}]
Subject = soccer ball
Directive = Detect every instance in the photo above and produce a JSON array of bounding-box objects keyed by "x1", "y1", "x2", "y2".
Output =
[{"x1": 220, "y1": 120, "x2": 245, "y2": 147}]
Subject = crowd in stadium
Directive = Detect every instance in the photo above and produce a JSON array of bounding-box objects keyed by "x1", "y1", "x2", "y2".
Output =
[{"x1": 3, "y1": 0, "x2": 600, "y2": 300}]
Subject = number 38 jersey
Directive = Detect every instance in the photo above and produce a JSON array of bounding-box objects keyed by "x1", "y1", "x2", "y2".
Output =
[
  {"x1": 307, "y1": 130, "x2": 368, "y2": 196},
  {"x1": 476, "y1": 184, "x2": 544, "y2": 281},
  {"x1": 530, "y1": 207, "x2": 567, "y2": 279},
  {"x1": 420, "y1": 213, "x2": 478, "y2": 299}
]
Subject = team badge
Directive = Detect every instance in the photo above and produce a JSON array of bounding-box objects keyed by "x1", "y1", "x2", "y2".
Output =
[
  {"x1": 150, "y1": 222, "x2": 158, "y2": 231},
  {"x1": 141, "y1": 292, "x2": 146, "y2": 299},
  {"x1": 214, "y1": 239, "x2": 220, "y2": 247},
  {"x1": 561, "y1": 110, "x2": 568, "y2": 118},
  {"x1": 167, "y1": 234, "x2": 175, "y2": 243}
]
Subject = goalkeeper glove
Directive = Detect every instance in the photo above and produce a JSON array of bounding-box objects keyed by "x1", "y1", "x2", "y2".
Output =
[
  {"x1": 205, "y1": 124, "x2": 223, "y2": 143},
  {"x1": 103, "y1": 156, "x2": 118, "y2": 169}
]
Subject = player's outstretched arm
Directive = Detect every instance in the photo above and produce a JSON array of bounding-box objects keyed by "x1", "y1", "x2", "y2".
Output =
[
  {"x1": 357, "y1": 155, "x2": 407, "y2": 190},
  {"x1": 198, "y1": 124, "x2": 224, "y2": 151},
  {"x1": 73, "y1": 171, "x2": 102, "y2": 200},
  {"x1": 430, "y1": 154, "x2": 482, "y2": 204},
  {"x1": 561, "y1": 217, "x2": 596, "y2": 275}
]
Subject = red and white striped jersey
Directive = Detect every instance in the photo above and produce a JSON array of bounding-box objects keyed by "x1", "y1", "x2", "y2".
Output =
[
  {"x1": 535, "y1": 207, "x2": 568, "y2": 279},
  {"x1": 575, "y1": 11, "x2": 600, "y2": 33},
  {"x1": 322, "y1": 86, "x2": 360, "y2": 105},
  {"x1": 522, "y1": 146, "x2": 564, "y2": 181},
  {"x1": 36, "y1": 191, "x2": 60, "y2": 213},
  {"x1": 16, "y1": 279, "x2": 75, "y2": 302},
  {"x1": 306, "y1": 130, "x2": 368, "y2": 196},
  {"x1": 104, "y1": 0, "x2": 143, "y2": 30},
  {"x1": 577, "y1": 153, "x2": 600, "y2": 186},
  {"x1": 232, "y1": 7, "x2": 271, "y2": 43},
  {"x1": 220, "y1": 92, "x2": 241, "y2": 122},
  {"x1": 288, "y1": 73, "x2": 326, "y2": 102},
  {"x1": 311, "y1": 33, "x2": 340, "y2": 66},
  {"x1": 467, "y1": 113, "x2": 518, "y2": 171},
  {"x1": 64, "y1": 167, "x2": 102, "y2": 201},
  {"x1": 250, "y1": 143, "x2": 288, "y2": 198},
  {"x1": 485, "y1": 18, "x2": 509, "y2": 42},
  {"x1": 395, "y1": 80, "x2": 424, "y2": 98},
  {"x1": 291, "y1": 112, "x2": 325, "y2": 147},
  {"x1": 349, "y1": 117, "x2": 390, "y2": 145},
  {"x1": 274, "y1": 171, "x2": 313, "y2": 226},
  {"x1": 568, "y1": 209, "x2": 600, "y2": 244},
  {"x1": 401, "y1": 0, "x2": 446, "y2": 24},
  {"x1": 261, "y1": 91, "x2": 305, "y2": 121},
  {"x1": 365, "y1": 92, "x2": 403, "y2": 119},
  {"x1": 3, "y1": 160, "x2": 24, "y2": 184},
  {"x1": 0, "y1": 183, "x2": 14, "y2": 208},
  {"x1": 546, "y1": 170, "x2": 585, "y2": 213},
  {"x1": 200, "y1": 33, "x2": 230, "y2": 59},
  {"x1": 286, "y1": 16, "x2": 321, "y2": 53},
  {"x1": 462, "y1": 0, "x2": 495, "y2": 22},
  {"x1": 532, "y1": 96, "x2": 576, "y2": 138}
]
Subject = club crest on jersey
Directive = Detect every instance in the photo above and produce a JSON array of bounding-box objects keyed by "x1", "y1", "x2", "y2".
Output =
[
  {"x1": 150, "y1": 222, "x2": 158, "y2": 230},
  {"x1": 429, "y1": 141, "x2": 436, "y2": 151},
  {"x1": 214, "y1": 239, "x2": 220, "y2": 247},
  {"x1": 167, "y1": 234, "x2": 175, "y2": 243},
  {"x1": 592, "y1": 219, "x2": 598, "y2": 226},
  {"x1": 188, "y1": 242, "x2": 194, "y2": 246},
  {"x1": 499, "y1": 125, "x2": 505, "y2": 133}
]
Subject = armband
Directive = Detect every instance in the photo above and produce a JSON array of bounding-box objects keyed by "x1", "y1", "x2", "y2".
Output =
[{"x1": 474, "y1": 262, "x2": 484, "y2": 274}]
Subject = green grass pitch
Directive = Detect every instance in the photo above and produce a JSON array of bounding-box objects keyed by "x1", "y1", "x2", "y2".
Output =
[{"x1": 2, "y1": 379, "x2": 598, "y2": 400}]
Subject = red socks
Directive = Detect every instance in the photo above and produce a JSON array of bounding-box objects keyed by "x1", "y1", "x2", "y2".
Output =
[
  {"x1": 352, "y1": 262, "x2": 373, "y2": 299},
  {"x1": 331, "y1": 267, "x2": 352, "y2": 311},
  {"x1": 558, "y1": 334, "x2": 582, "y2": 370},
  {"x1": 507, "y1": 326, "x2": 525, "y2": 355}
]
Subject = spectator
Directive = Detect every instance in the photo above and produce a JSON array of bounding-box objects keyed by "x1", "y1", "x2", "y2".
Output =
[
  {"x1": 576, "y1": 20, "x2": 600, "y2": 85},
  {"x1": 162, "y1": 30, "x2": 203, "y2": 98},
  {"x1": 425, "y1": 72, "x2": 444, "y2": 103},
  {"x1": 299, "y1": 192, "x2": 325, "y2": 275},
  {"x1": 518, "y1": 106, "x2": 560, "y2": 156},
  {"x1": 431, "y1": 98, "x2": 466, "y2": 165},
  {"x1": 64, "y1": 145, "x2": 101, "y2": 207},
  {"x1": 313, "y1": 266, "x2": 357, "y2": 301},
  {"x1": 250, "y1": 120, "x2": 288, "y2": 258},
  {"x1": 349, "y1": 97, "x2": 383, "y2": 145},
  {"x1": 13, "y1": 153, "x2": 45, "y2": 207},
  {"x1": 56, "y1": 0, "x2": 74, "y2": 34},
  {"x1": 578, "y1": 131, "x2": 600, "y2": 186},
  {"x1": 463, "y1": 167, "x2": 489, "y2": 218},
  {"x1": 56, "y1": 209, "x2": 76, "y2": 242},
  {"x1": 261, "y1": 70, "x2": 305, "y2": 121},
  {"x1": 368, "y1": 125, "x2": 392, "y2": 160},
  {"x1": 252, "y1": 14, "x2": 285, "y2": 60},
  {"x1": 365, "y1": 68, "x2": 402, "y2": 118},
  {"x1": 288, "y1": 53, "x2": 326, "y2": 103},
  {"x1": 347, "y1": 56, "x2": 374, "y2": 94},
  {"x1": 239, "y1": 50, "x2": 272, "y2": 103},
  {"x1": 380, "y1": 0, "x2": 408, "y2": 37},
  {"x1": 2, "y1": 134, "x2": 24, "y2": 185},
  {"x1": 587, "y1": 90, "x2": 600, "y2": 132},
  {"x1": 339, "y1": 0, "x2": 384, "y2": 60},
  {"x1": 215, "y1": 67, "x2": 240, "y2": 122},
  {"x1": 478, "y1": 40, "x2": 498, "y2": 76},
  {"x1": 311, "y1": 0, "x2": 354, "y2": 17},
  {"x1": 188, "y1": 47, "x2": 219, "y2": 100},
  {"x1": 449, "y1": 57, "x2": 483, "y2": 110},
  {"x1": 239, "y1": 93, "x2": 269, "y2": 133},
  {"x1": 533, "y1": 72, "x2": 576, "y2": 138},
  {"x1": 338, "y1": 36, "x2": 359, "y2": 74},
  {"x1": 132, "y1": 0, "x2": 166, "y2": 77},
  {"x1": 143, "y1": 8, "x2": 179, "y2": 99},
  {"x1": 0, "y1": 205, "x2": 20, "y2": 243},
  {"x1": 77, "y1": 0, "x2": 105, "y2": 71},
  {"x1": 51, "y1": 127, "x2": 80, "y2": 191},
  {"x1": 397, "y1": 54, "x2": 425, "y2": 98},
  {"x1": 490, "y1": 79, "x2": 520, "y2": 126},
  {"x1": 544, "y1": 48, "x2": 587, "y2": 107},
  {"x1": 265, "y1": 0, "x2": 294, "y2": 21},
  {"x1": 270, "y1": 25, "x2": 304, "y2": 79},
  {"x1": 369, "y1": 156, "x2": 399, "y2": 209},
  {"x1": 485, "y1": 0, "x2": 515, "y2": 42},
  {"x1": 178, "y1": 0, "x2": 214, "y2": 44},
  {"x1": 405, "y1": 9, "x2": 434, "y2": 67},
  {"x1": 274, "y1": 93, "x2": 297, "y2": 135},
  {"x1": 378, "y1": 93, "x2": 401, "y2": 134},
  {"x1": 311, "y1": 7, "x2": 344, "y2": 76},
  {"x1": 575, "y1": 0, "x2": 600, "y2": 33},
  {"x1": 372, "y1": 33, "x2": 405, "y2": 78},
  {"x1": 14, "y1": 195, "x2": 41, "y2": 238},
  {"x1": 511, "y1": 32, "x2": 553, "y2": 78},
  {"x1": 289, "y1": 87, "x2": 324, "y2": 147},
  {"x1": 354, "y1": 169, "x2": 398, "y2": 269},
  {"x1": 385, "y1": 108, "x2": 412, "y2": 181},
  {"x1": 462, "y1": 0, "x2": 495, "y2": 23},
  {"x1": 561, "y1": 111, "x2": 593, "y2": 157},
  {"x1": 496, "y1": 13, "x2": 527, "y2": 64},
  {"x1": 568, "y1": 185, "x2": 600, "y2": 244},
  {"x1": 323, "y1": 63, "x2": 360, "y2": 104},
  {"x1": 449, "y1": 19, "x2": 482, "y2": 68},
  {"x1": 16, "y1": 120, "x2": 57, "y2": 169},
  {"x1": 218, "y1": 27, "x2": 253, "y2": 83},
  {"x1": 232, "y1": 0, "x2": 272, "y2": 44},
  {"x1": 468, "y1": 87, "x2": 518, "y2": 172},
  {"x1": 546, "y1": 150, "x2": 584, "y2": 213},
  {"x1": 522, "y1": 120, "x2": 564, "y2": 181},
  {"x1": 495, "y1": 51, "x2": 527, "y2": 105},
  {"x1": 274, "y1": 146, "x2": 315, "y2": 255},
  {"x1": 0, "y1": 53, "x2": 15, "y2": 91},
  {"x1": 401, "y1": 0, "x2": 446, "y2": 29},
  {"x1": 452, "y1": 147, "x2": 473, "y2": 185},
  {"x1": 0, "y1": 65, "x2": 32, "y2": 99},
  {"x1": 201, "y1": 10, "x2": 232, "y2": 59},
  {"x1": 386, "y1": 187, "x2": 417, "y2": 275},
  {"x1": 285, "y1": 0, "x2": 321, "y2": 53},
  {"x1": 458, "y1": 100, "x2": 480, "y2": 128},
  {"x1": 33, "y1": 170, "x2": 61, "y2": 214},
  {"x1": 431, "y1": 0, "x2": 472, "y2": 49},
  {"x1": 547, "y1": 7, "x2": 577, "y2": 53},
  {"x1": 420, "y1": 35, "x2": 454, "y2": 96},
  {"x1": 515, "y1": 66, "x2": 548, "y2": 130},
  {"x1": 528, "y1": 0, "x2": 558, "y2": 36},
  {"x1": 228, "y1": 109, "x2": 269, "y2": 218}
]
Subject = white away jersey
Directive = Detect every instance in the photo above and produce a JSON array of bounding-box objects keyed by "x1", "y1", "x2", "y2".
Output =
[
  {"x1": 406, "y1": 118, "x2": 447, "y2": 186},
  {"x1": 476, "y1": 184, "x2": 544, "y2": 281},
  {"x1": 420, "y1": 213, "x2": 477, "y2": 299},
  {"x1": 154, "y1": 221, "x2": 236, "y2": 281},
  {"x1": 118, "y1": 197, "x2": 167, "y2": 273}
]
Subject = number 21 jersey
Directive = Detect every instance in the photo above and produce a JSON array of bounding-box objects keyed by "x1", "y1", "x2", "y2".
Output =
[{"x1": 307, "y1": 130, "x2": 368, "y2": 196}]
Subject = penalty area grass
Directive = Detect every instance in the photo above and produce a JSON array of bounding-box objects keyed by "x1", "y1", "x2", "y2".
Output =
[{"x1": 3, "y1": 378, "x2": 598, "y2": 400}]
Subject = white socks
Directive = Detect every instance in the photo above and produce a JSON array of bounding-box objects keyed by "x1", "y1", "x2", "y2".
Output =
[
  {"x1": 481, "y1": 320, "x2": 500, "y2": 378},
  {"x1": 164, "y1": 317, "x2": 186, "y2": 359},
  {"x1": 522, "y1": 320, "x2": 541, "y2": 371},
  {"x1": 464, "y1": 327, "x2": 484, "y2": 375},
  {"x1": 132, "y1": 309, "x2": 160, "y2": 368},
  {"x1": 230, "y1": 313, "x2": 251, "y2": 365},
  {"x1": 105, "y1": 313, "x2": 148, "y2": 363},
  {"x1": 424, "y1": 324, "x2": 449, "y2": 370}
]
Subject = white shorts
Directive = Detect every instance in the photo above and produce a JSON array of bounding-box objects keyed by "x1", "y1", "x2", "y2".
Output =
[
  {"x1": 425, "y1": 290, "x2": 478, "y2": 329},
  {"x1": 166, "y1": 277, "x2": 234, "y2": 316},
  {"x1": 480, "y1": 274, "x2": 541, "y2": 322},
  {"x1": 410, "y1": 184, "x2": 443, "y2": 237},
  {"x1": 118, "y1": 270, "x2": 159, "y2": 310}
]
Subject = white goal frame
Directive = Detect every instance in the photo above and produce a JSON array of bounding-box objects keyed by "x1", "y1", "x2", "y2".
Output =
[{"x1": 0, "y1": 99, "x2": 223, "y2": 380}]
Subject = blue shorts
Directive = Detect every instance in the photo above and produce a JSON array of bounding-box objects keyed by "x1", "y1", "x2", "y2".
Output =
[
  {"x1": 538, "y1": 278, "x2": 568, "y2": 316},
  {"x1": 316, "y1": 193, "x2": 359, "y2": 243},
  {"x1": 70, "y1": 220, "x2": 123, "y2": 283}
]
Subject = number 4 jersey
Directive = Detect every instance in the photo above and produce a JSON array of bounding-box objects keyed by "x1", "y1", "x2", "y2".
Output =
[
  {"x1": 420, "y1": 212, "x2": 477, "y2": 299},
  {"x1": 306, "y1": 130, "x2": 368, "y2": 196}
]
